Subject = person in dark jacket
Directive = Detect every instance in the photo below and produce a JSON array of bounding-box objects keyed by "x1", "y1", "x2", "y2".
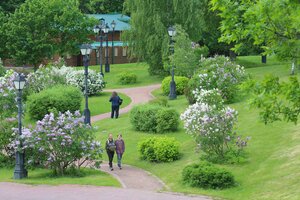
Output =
[
  {"x1": 115, "y1": 134, "x2": 125, "y2": 169},
  {"x1": 109, "y1": 91, "x2": 122, "y2": 119},
  {"x1": 105, "y1": 133, "x2": 116, "y2": 171}
]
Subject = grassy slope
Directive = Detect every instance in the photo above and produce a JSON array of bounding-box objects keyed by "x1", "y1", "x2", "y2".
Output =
[
  {"x1": 81, "y1": 62, "x2": 163, "y2": 89},
  {"x1": 94, "y1": 56, "x2": 300, "y2": 200},
  {"x1": 0, "y1": 168, "x2": 120, "y2": 187}
]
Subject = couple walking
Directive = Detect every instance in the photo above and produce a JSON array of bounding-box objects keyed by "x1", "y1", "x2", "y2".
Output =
[{"x1": 105, "y1": 133, "x2": 125, "y2": 171}]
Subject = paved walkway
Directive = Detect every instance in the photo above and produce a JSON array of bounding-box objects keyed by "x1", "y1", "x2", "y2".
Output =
[
  {"x1": 0, "y1": 84, "x2": 211, "y2": 200},
  {"x1": 91, "y1": 84, "x2": 161, "y2": 122}
]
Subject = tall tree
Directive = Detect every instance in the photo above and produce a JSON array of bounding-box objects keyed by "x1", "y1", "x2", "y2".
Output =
[
  {"x1": 3, "y1": 0, "x2": 96, "y2": 68},
  {"x1": 79, "y1": 0, "x2": 124, "y2": 14},
  {"x1": 123, "y1": 0, "x2": 215, "y2": 75},
  {"x1": 211, "y1": 0, "x2": 300, "y2": 73},
  {"x1": 0, "y1": 0, "x2": 25, "y2": 14}
]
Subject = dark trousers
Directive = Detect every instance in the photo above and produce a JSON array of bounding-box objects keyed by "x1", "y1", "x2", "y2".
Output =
[
  {"x1": 107, "y1": 150, "x2": 114, "y2": 168},
  {"x1": 111, "y1": 105, "x2": 120, "y2": 118}
]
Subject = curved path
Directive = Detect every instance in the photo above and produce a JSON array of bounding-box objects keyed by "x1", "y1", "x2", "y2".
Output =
[
  {"x1": 1, "y1": 84, "x2": 211, "y2": 200},
  {"x1": 91, "y1": 84, "x2": 161, "y2": 122}
]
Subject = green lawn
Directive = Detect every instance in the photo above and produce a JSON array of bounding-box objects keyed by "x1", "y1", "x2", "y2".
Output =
[
  {"x1": 94, "y1": 56, "x2": 300, "y2": 200},
  {"x1": 79, "y1": 62, "x2": 163, "y2": 89},
  {"x1": 0, "y1": 168, "x2": 120, "y2": 187},
  {"x1": 80, "y1": 92, "x2": 131, "y2": 116}
]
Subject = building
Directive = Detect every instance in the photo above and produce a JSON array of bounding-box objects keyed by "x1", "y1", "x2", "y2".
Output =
[{"x1": 65, "y1": 13, "x2": 133, "y2": 67}]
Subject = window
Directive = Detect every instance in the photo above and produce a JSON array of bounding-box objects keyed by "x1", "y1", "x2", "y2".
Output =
[
  {"x1": 122, "y1": 47, "x2": 127, "y2": 57},
  {"x1": 114, "y1": 48, "x2": 118, "y2": 57}
]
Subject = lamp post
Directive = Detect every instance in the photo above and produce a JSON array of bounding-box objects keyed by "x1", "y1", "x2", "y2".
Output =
[
  {"x1": 168, "y1": 26, "x2": 177, "y2": 100},
  {"x1": 93, "y1": 18, "x2": 109, "y2": 77},
  {"x1": 13, "y1": 73, "x2": 28, "y2": 179},
  {"x1": 105, "y1": 23, "x2": 110, "y2": 73},
  {"x1": 80, "y1": 44, "x2": 92, "y2": 125},
  {"x1": 111, "y1": 20, "x2": 116, "y2": 64}
]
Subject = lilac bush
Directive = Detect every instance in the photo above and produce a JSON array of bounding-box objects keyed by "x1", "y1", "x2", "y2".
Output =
[
  {"x1": 197, "y1": 56, "x2": 247, "y2": 102},
  {"x1": 181, "y1": 89, "x2": 248, "y2": 162},
  {"x1": 14, "y1": 111, "x2": 102, "y2": 175}
]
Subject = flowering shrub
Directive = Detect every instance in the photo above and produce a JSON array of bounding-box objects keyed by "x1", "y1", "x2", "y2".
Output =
[
  {"x1": 138, "y1": 137, "x2": 180, "y2": 162},
  {"x1": 181, "y1": 89, "x2": 248, "y2": 163},
  {"x1": 24, "y1": 65, "x2": 105, "y2": 98},
  {"x1": 65, "y1": 68, "x2": 105, "y2": 95},
  {"x1": 186, "y1": 56, "x2": 247, "y2": 103},
  {"x1": 14, "y1": 111, "x2": 102, "y2": 175}
]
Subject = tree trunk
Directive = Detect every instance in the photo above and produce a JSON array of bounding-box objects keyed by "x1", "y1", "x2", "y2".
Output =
[
  {"x1": 229, "y1": 50, "x2": 236, "y2": 61},
  {"x1": 261, "y1": 55, "x2": 267, "y2": 63},
  {"x1": 291, "y1": 59, "x2": 295, "y2": 75}
]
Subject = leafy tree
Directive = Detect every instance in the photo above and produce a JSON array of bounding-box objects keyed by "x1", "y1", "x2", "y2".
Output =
[
  {"x1": 3, "y1": 0, "x2": 96, "y2": 68},
  {"x1": 211, "y1": 0, "x2": 300, "y2": 73},
  {"x1": 244, "y1": 75, "x2": 300, "y2": 125},
  {"x1": 123, "y1": 0, "x2": 212, "y2": 75},
  {"x1": 0, "y1": 0, "x2": 25, "y2": 14},
  {"x1": 79, "y1": 0, "x2": 124, "y2": 14}
]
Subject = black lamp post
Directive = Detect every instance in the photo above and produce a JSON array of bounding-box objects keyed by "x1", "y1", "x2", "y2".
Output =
[
  {"x1": 13, "y1": 73, "x2": 28, "y2": 179},
  {"x1": 168, "y1": 26, "x2": 177, "y2": 100},
  {"x1": 80, "y1": 44, "x2": 92, "y2": 125},
  {"x1": 104, "y1": 23, "x2": 110, "y2": 73},
  {"x1": 93, "y1": 18, "x2": 109, "y2": 77},
  {"x1": 111, "y1": 20, "x2": 116, "y2": 64}
]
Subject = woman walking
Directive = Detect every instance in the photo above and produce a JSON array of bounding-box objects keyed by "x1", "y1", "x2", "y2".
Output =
[
  {"x1": 105, "y1": 133, "x2": 116, "y2": 171},
  {"x1": 115, "y1": 134, "x2": 125, "y2": 170},
  {"x1": 109, "y1": 91, "x2": 122, "y2": 119}
]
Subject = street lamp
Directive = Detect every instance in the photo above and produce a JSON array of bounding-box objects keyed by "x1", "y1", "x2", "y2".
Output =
[
  {"x1": 80, "y1": 44, "x2": 92, "y2": 125},
  {"x1": 13, "y1": 73, "x2": 28, "y2": 179},
  {"x1": 93, "y1": 18, "x2": 107, "y2": 77},
  {"x1": 168, "y1": 26, "x2": 177, "y2": 100},
  {"x1": 111, "y1": 20, "x2": 116, "y2": 64},
  {"x1": 104, "y1": 23, "x2": 110, "y2": 73}
]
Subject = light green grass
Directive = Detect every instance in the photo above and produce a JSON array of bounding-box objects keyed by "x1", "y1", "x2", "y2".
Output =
[
  {"x1": 93, "y1": 56, "x2": 300, "y2": 200},
  {"x1": 80, "y1": 92, "x2": 131, "y2": 116},
  {"x1": 0, "y1": 168, "x2": 120, "y2": 187},
  {"x1": 78, "y1": 62, "x2": 163, "y2": 89}
]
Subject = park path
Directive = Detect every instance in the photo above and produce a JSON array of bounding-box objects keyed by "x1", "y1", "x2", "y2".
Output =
[
  {"x1": 0, "y1": 84, "x2": 211, "y2": 200},
  {"x1": 91, "y1": 84, "x2": 161, "y2": 122}
]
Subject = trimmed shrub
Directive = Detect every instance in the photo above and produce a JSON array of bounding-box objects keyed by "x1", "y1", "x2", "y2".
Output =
[
  {"x1": 118, "y1": 72, "x2": 137, "y2": 84},
  {"x1": 27, "y1": 85, "x2": 82, "y2": 120},
  {"x1": 148, "y1": 97, "x2": 169, "y2": 107},
  {"x1": 156, "y1": 108, "x2": 179, "y2": 133},
  {"x1": 161, "y1": 76, "x2": 189, "y2": 95},
  {"x1": 182, "y1": 162, "x2": 235, "y2": 189},
  {"x1": 130, "y1": 104, "x2": 179, "y2": 133},
  {"x1": 138, "y1": 137, "x2": 180, "y2": 162}
]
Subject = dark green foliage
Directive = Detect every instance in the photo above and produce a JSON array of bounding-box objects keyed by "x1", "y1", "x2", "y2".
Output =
[
  {"x1": 184, "y1": 74, "x2": 200, "y2": 104},
  {"x1": 130, "y1": 105, "x2": 179, "y2": 133},
  {"x1": 27, "y1": 85, "x2": 82, "y2": 120},
  {"x1": 182, "y1": 162, "x2": 235, "y2": 189},
  {"x1": 79, "y1": 0, "x2": 124, "y2": 14},
  {"x1": 156, "y1": 108, "x2": 179, "y2": 133},
  {"x1": 0, "y1": 61, "x2": 5, "y2": 77},
  {"x1": 138, "y1": 137, "x2": 180, "y2": 162},
  {"x1": 118, "y1": 72, "x2": 137, "y2": 84},
  {"x1": 161, "y1": 76, "x2": 189, "y2": 96}
]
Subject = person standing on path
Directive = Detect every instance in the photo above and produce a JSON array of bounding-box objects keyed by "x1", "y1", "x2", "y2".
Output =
[
  {"x1": 105, "y1": 133, "x2": 116, "y2": 171},
  {"x1": 115, "y1": 134, "x2": 125, "y2": 170},
  {"x1": 109, "y1": 91, "x2": 122, "y2": 119}
]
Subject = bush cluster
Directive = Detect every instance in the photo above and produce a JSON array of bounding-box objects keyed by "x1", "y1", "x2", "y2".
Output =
[
  {"x1": 27, "y1": 85, "x2": 82, "y2": 120},
  {"x1": 161, "y1": 76, "x2": 189, "y2": 95},
  {"x1": 118, "y1": 72, "x2": 137, "y2": 84},
  {"x1": 138, "y1": 137, "x2": 180, "y2": 162},
  {"x1": 13, "y1": 111, "x2": 102, "y2": 175},
  {"x1": 182, "y1": 162, "x2": 235, "y2": 189},
  {"x1": 185, "y1": 56, "x2": 247, "y2": 103},
  {"x1": 0, "y1": 60, "x2": 6, "y2": 77},
  {"x1": 130, "y1": 105, "x2": 179, "y2": 133}
]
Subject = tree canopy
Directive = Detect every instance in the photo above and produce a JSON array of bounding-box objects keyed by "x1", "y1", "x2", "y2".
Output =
[
  {"x1": 123, "y1": 0, "x2": 219, "y2": 75},
  {"x1": 2, "y1": 0, "x2": 96, "y2": 67},
  {"x1": 211, "y1": 0, "x2": 300, "y2": 72},
  {"x1": 79, "y1": 0, "x2": 124, "y2": 14}
]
